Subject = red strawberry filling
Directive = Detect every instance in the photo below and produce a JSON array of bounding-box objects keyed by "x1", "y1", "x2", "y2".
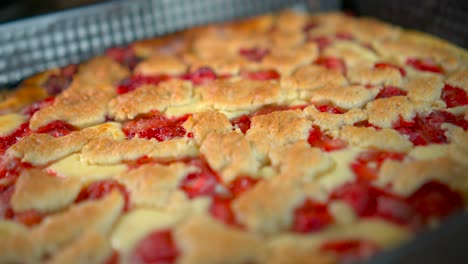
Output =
[
  {"x1": 105, "y1": 46, "x2": 140, "y2": 70},
  {"x1": 330, "y1": 181, "x2": 463, "y2": 228},
  {"x1": 315, "y1": 104, "x2": 345, "y2": 114},
  {"x1": 292, "y1": 199, "x2": 333, "y2": 233},
  {"x1": 104, "y1": 250, "x2": 120, "y2": 264},
  {"x1": 320, "y1": 239, "x2": 380, "y2": 263},
  {"x1": 179, "y1": 158, "x2": 221, "y2": 199},
  {"x1": 239, "y1": 47, "x2": 270, "y2": 62},
  {"x1": 0, "y1": 123, "x2": 31, "y2": 154},
  {"x1": 351, "y1": 151, "x2": 405, "y2": 182},
  {"x1": 374, "y1": 62, "x2": 406, "y2": 77},
  {"x1": 375, "y1": 86, "x2": 407, "y2": 99},
  {"x1": 441, "y1": 84, "x2": 468, "y2": 108},
  {"x1": 43, "y1": 64, "x2": 78, "y2": 96},
  {"x1": 308, "y1": 126, "x2": 347, "y2": 152},
  {"x1": 308, "y1": 36, "x2": 333, "y2": 52},
  {"x1": 407, "y1": 181, "x2": 464, "y2": 222},
  {"x1": 0, "y1": 158, "x2": 32, "y2": 181},
  {"x1": 75, "y1": 180, "x2": 131, "y2": 211},
  {"x1": 130, "y1": 229, "x2": 179, "y2": 264},
  {"x1": 0, "y1": 182, "x2": 44, "y2": 226},
  {"x1": 21, "y1": 97, "x2": 55, "y2": 118},
  {"x1": 210, "y1": 176, "x2": 259, "y2": 227},
  {"x1": 117, "y1": 74, "x2": 171, "y2": 94},
  {"x1": 180, "y1": 67, "x2": 218, "y2": 85},
  {"x1": 315, "y1": 57, "x2": 346, "y2": 74},
  {"x1": 393, "y1": 110, "x2": 468, "y2": 146},
  {"x1": 36, "y1": 120, "x2": 76, "y2": 138},
  {"x1": 242, "y1": 69, "x2": 280, "y2": 81},
  {"x1": 406, "y1": 58, "x2": 443, "y2": 74},
  {"x1": 335, "y1": 32, "x2": 354, "y2": 40},
  {"x1": 122, "y1": 112, "x2": 191, "y2": 141},
  {"x1": 302, "y1": 22, "x2": 319, "y2": 33}
]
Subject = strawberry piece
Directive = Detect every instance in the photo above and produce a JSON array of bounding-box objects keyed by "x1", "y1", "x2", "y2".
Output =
[
  {"x1": 0, "y1": 158, "x2": 32, "y2": 181},
  {"x1": 315, "y1": 104, "x2": 345, "y2": 114},
  {"x1": 36, "y1": 120, "x2": 75, "y2": 138},
  {"x1": 0, "y1": 183, "x2": 15, "y2": 219},
  {"x1": 320, "y1": 239, "x2": 380, "y2": 262},
  {"x1": 14, "y1": 210, "x2": 44, "y2": 227},
  {"x1": 315, "y1": 57, "x2": 346, "y2": 74},
  {"x1": 376, "y1": 86, "x2": 407, "y2": 99},
  {"x1": 242, "y1": 69, "x2": 280, "y2": 81},
  {"x1": 292, "y1": 199, "x2": 333, "y2": 233},
  {"x1": 209, "y1": 196, "x2": 239, "y2": 227},
  {"x1": 117, "y1": 74, "x2": 170, "y2": 94},
  {"x1": 374, "y1": 62, "x2": 406, "y2": 77},
  {"x1": 21, "y1": 97, "x2": 55, "y2": 118},
  {"x1": 239, "y1": 47, "x2": 270, "y2": 62},
  {"x1": 75, "y1": 180, "x2": 131, "y2": 211},
  {"x1": 308, "y1": 126, "x2": 347, "y2": 152},
  {"x1": 43, "y1": 64, "x2": 78, "y2": 96},
  {"x1": 302, "y1": 22, "x2": 319, "y2": 33},
  {"x1": 407, "y1": 181, "x2": 463, "y2": 222},
  {"x1": 393, "y1": 111, "x2": 468, "y2": 146},
  {"x1": 104, "y1": 250, "x2": 120, "y2": 264},
  {"x1": 441, "y1": 84, "x2": 468, "y2": 108},
  {"x1": 181, "y1": 67, "x2": 217, "y2": 85},
  {"x1": 231, "y1": 115, "x2": 251, "y2": 134},
  {"x1": 351, "y1": 151, "x2": 405, "y2": 182},
  {"x1": 335, "y1": 32, "x2": 354, "y2": 40},
  {"x1": 0, "y1": 123, "x2": 31, "y2": 154},
  {"x1": 105, "y1": 46, "x2": 140, "y2": 69},
  {"x1": 406, "y1": 58, "x2": 443, "y2": 74},
  {"x1": 130, "y1": 229, "x2": 179, "y2": 264},
  {"x1": 123, "y1": 113, "x2": 190, "y2": 141},
  {"x1": 228, "y1": 176, "x2": 259, "y2": 197},
  {"x1": 179, "y1": 158, "x2": 221, "y2": 199},
  {"x1": 308, "y1": 36, "x2": 333, "y2": 51}
]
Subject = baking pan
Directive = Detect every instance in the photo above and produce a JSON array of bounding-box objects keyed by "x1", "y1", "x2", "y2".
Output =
[{"x1": 0, "y1": 0, "x2": 467, "y2": 263}]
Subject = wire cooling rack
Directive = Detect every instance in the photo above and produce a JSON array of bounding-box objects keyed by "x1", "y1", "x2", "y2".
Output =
[{"x1": 0, "y1": 0, "x2": 340, "y2": 87}]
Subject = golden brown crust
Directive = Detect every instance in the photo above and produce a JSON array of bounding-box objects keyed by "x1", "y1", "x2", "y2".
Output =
[
  {"x1": 8, "y1": 122, "x2": 124, "y2": 165},
  {"x1": 366, "y1": 96, "x2": 430, "y2": 128},
  {"x1": 339, "y1": 126, "x2": 413, "y2": 152},
  {"x1": 31, "y1": 191, "x2": 123, "y2": 257},
  {"x1": 198, "y1": 79, "x2": 283, "y2": 115},
  {"x1": 117, "y1": 162, "x2": 196, "y2": 209},
  {"x1": 11, "y1": 169, "x2": 82, "y2": 213},
  {"x1": 309, "y1": 84, "x2": 378, "y2": 109},
  {"x1": 109, "y1": 80, "x2": 195, "y2": 121},
  {"x1": 46, "y1": 231, "x2": 112, "y2": 264},
  {"x1": 200, "y1": 132, "x2": 260, "y2": 183},
  {"x1": 174, "y1": 215, "x2": 267, "y2": 264},
  {"x1": 182, "y1": 111, "x2": 232, "y2": 144},
  {"x1": 245, "y1": 110, "x2": 312, "y2": 160}
]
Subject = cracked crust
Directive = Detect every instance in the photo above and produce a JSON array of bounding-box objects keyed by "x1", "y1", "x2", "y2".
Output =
[
  {"x1": 109, "y1": 79, "x2": 195, "y2": 121},
  {"x1": 11, "y1": 169, "x2": 82, "y2": 213},
  {"x1": 117, "y1": 162, "x2": 196, "y2": 209}
]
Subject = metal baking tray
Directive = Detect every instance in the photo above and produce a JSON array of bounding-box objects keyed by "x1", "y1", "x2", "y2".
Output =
[{"x1": 0, "y1": 0, "x2": 467, "y2": 263}]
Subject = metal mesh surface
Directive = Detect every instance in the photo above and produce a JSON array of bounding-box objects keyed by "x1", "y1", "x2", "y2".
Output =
[{"x1": 0, "y1": 0, "x2": 341, "y2": 87}]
